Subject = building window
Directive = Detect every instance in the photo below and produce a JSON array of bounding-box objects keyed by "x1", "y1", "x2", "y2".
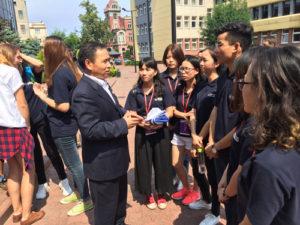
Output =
[
  {"x1": 199, "y1": 41, "x2": 204, "y2": 49},
  {"x1": 271, "y1": 3, "x2": 279, "y2": 17},
  {"x1": 176, "y1": 16, "x2": 182, "y2": 28},
  {"x1": 192, "y1": 39, "x2": 197, "y2": 50},
  {"x1": 149, "y1": 22, "x2": 152, "y2": 33},
  {"x1": 35, "y1": 29, "x2": 40, "y2": 34},
  {"x1": 114, "y1": 23, "x2": 118, "y2": 29},
  {"x1": 199, "y1": 0, "x2": 204, "y2": 5},
  {"x1": 199, "y1": 17, "x2": 203, "y2": 28},
  {"x1": 185, "y1": 39, "x2": 190, "y2": 50},
  {"x1": 184, "y1": 16, "x2": 189, "y2": 27},
  {"x1": 283, "y1": 0, "x2": 291, "y2": 15},
  {"x1": 113, "y1": 13, "x2": 117, "y2": 19},
  {"x1": 144, "y1": 4, "x2": 147, "y2": 14},
  {"x1": 252, "y1": 7, "x2": 259, "y2": 20},
  {"x1": 292, "y1": 28, "x2": 300, "y2": 43},
  {"x1": 295, "y1": 0, "x2": 300, "y2": 13},
  {"x1": 281, "y1": 29, "x2": 289, "y2": 43},
  {"x1": 262, "y1": 5, "x2": 268, "y2": 19},
  {"x1": 184, "y1": 0, "x2": 188, "y2": 5},
  {"x1": 191, "y1": 17, "x2": 197, "y2": 28},
  {"x1": 112, "y1": 4, "x2": 117, "y2": 9},
  {"x1": 140, "y1": 6, "x2": 143, "y2": 15},
  {"x1": 270, "y1": 31, "x2": 277, "y2": 41},
  {"x1": 20, "y1": 25, "x2": 25, "y2": 34},
  {"x1": 145, "y1": 23, "x2": 148, "y2": 33},
  {"x1": 177, "y1": 39, "x2": 183, "y2": 48},
  {"x1": 207, "y1": 8, "x2": 212, "y2": 17},
  {"x1": 260, "y1": 32, "x2": 268, "y2": 45},
  {"x1": 128, "y1": 23, "x2": 132, "y2": 29},
  {"x1": 18, "y1": 10, "x2": 23, "y2": 20},
  {"x1": 176, "y1": 0, "x2": 181, "y2": 4},
  {"x1": 129, "y1": 35, "x2": 133, "y2": 42},
  {"x1": 191, "y1": 0, "x2": 196, "y2": 5},
  {"x1": 119, "y1": 32, "x2": 125, "y2": 42},
  {"x1": 252, "y1": 33, "x2": 258, "y2": 45},
  {"x1": 141, "y1": 25, "x2": 144, "y2": 35}
]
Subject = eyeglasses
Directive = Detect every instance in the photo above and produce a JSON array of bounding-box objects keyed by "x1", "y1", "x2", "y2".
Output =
[
  {"x1": 179, "y1": 67, "x2": 194, "y2": 73},
  {"x1": 237, "y1": 79, "x2": 254, "y2": 91}
]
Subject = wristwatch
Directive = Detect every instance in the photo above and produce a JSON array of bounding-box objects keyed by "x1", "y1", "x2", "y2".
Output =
[{"x1": 211, "y1": 144, "x2": 217, "y2": 154}]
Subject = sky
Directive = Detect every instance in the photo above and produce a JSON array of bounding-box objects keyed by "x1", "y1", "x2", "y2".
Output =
[{"x1": 26, "y1": 0, "x2": 131, "y2": 35}]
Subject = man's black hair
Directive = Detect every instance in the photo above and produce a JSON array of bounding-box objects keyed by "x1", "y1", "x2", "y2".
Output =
[
  {"x1": 78, "y1": 42, "x2": 106, "y2": 69},
  {"x1": 214, "y1": 21, "x2": 253, "y2": 52}
]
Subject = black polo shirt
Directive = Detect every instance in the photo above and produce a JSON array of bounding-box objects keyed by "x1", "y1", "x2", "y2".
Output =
[
  {"x1": 125, "y1": 85, "x2": 175, "y2": 117},
  {"x1": 47, "y1": 64, "x2": 78, "y2": 138},
  {"x1": 193, "y1": 78, "x2": 218, "y2": 134},
  {"x1": 174, "y1": 81, "x2": 205, "y2": 137},
  {"x1": 214, "y1": 69, "x2": 242, "y2": 159},
  {"x1": 22, "y1": 66, "x2": 46, "y2": 125},
  {"x1": 227, "y1": 116, "x2": 253, "y2": 184},
  {"x1": 161, "y1": 69, "x2": 182, "y2": 97},
  {"x1": 238, "y1": 145, "x2": 300, "y2": 225}
]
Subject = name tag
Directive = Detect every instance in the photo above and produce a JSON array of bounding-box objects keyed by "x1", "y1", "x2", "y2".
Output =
[
  {"x1": 233, "y1": 132, "x2": 239, "y2": 142},
  {"x1": 145, "y1": 129, "x2": 157, "y2": 136},
  {"x1": 154, "y1": 97, "x2": 163, "y2": 101},
  {"x1": 207, "y1": 93, "x2": 215, "y2": 97},
  {"x1": 179, "y1": 119, "x2": 191, "y2": 136}
]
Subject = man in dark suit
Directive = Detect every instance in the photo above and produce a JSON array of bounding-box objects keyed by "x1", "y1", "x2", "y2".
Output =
[{"x1": 71, "y1": 42, "x2": 142, "y2": 225}]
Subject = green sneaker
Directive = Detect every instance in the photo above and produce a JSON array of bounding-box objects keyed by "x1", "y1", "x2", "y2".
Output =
[
  {"x1": 67, "y1": 201, "x2": 94, "y2": 216},
  {"x1": 60, "y1": 192, "x2": 80, "y2": 204}
]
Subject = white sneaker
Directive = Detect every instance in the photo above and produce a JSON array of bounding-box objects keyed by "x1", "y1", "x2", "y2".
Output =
[
  {"x1": 36, "y1": 183, "x2": 50, "y2": 199},
  {"x1": 199, "y1": 213, "x2": 220, "y2": 225},
  {"x1": 177, "y1": 180, "x2": 183, "y2": 191},
  {"x1": 189, "y1": 199, "x2": 212, "y2": 210},
  {"x1": 59, "y1": 178, "x2": 73, "y2": 196}
]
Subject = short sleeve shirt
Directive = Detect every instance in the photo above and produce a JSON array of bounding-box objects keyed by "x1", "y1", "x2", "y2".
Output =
[
  {"x1": 193, "y1": 78, "x2": 218, "y2": 134},
  {"x1": 125, "y1": 85, "x2": 175, "y2": 118},
  {"x1": 0, "y1": 64, "x2": 26, "y2": 128},
  {"x1": 238, "y1": 145, "x2": 300, "y2": 225},
  {"x1": 174, "y1": 81, "x2": 205, "y2": 137},
  {"x1": 22, "y1": 66, "x2": 46, "y2": 125},
  {"x1": 227, "y1": 117, "x2": 253, "y2": 183},
  {"x1": 214, "y1": 69, "x2": 242, "y2": 158},
  {"x1": 47, "y1": 64, "x2": 78, "y2": 138},
  {"x1": 161, "y1": 69, "x2": 182, "y2": 97}
]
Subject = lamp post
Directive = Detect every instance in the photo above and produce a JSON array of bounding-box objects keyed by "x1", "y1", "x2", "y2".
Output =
[{"x1": 122, "y1": 7, "x2": 137, "y2": 73}]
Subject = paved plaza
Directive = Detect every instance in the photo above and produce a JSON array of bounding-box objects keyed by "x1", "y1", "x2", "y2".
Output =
[{"x1": 0, "y1": 65, "x2": 225, "y2": 225}]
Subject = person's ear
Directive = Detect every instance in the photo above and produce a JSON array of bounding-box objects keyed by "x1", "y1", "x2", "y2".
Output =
[
  {"x1": 233, "y1": 42, "x2": 242, "y2": 54},
  {"x1": 85, "y1": 59, "x2": 93, "y2": 71}
]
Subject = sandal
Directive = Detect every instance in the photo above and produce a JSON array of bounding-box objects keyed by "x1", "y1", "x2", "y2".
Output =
[{"x1": 0, "y1": 175, "x2": 7, "y2": 191}]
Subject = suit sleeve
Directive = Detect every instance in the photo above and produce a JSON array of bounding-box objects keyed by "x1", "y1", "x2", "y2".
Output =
[{"x1": 72, "y1": 91, "x2": 128, "y2": 141}]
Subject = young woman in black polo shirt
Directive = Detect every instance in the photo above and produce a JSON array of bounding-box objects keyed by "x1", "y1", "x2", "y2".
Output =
[
  {"x1": 171, "y1": 55, "x2": 206, "y2": 205},
  {"x1": 238, "y1": 46, "x2": 300, "y2": 225},
  {"x1": 189, "y1": 48, "x2": 220, "y2": 220},
  {"x1": 125, "y1": 57, "x2": 175, "y2": 210}
]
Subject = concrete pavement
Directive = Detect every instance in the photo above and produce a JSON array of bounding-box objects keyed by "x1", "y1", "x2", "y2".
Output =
[{"x1": 1, "y1": 65, "x2": 225, "y2": 225}]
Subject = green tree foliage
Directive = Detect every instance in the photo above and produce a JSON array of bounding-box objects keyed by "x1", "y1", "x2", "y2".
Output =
[
  {"x1": 50, "y1": 29, "x2": 67, "y2": 39},
  {"x1": 50, "y1": 30, "x2": 81, "y2": 52},
  {"x1": 19, "y1": 39, "x2": 41, "y2": 57},
  {"x1": 201, "y1": 0, "x2": 250, "y2": 46},
  {"x1": 0, "y1": 20, "x2": 21, "y2": 44},
  {"x1": 79, "y1": 0, "x2": 113, "y2": 44}
]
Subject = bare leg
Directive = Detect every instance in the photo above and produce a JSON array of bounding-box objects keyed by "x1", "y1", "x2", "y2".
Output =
[
  {"x1": 172, "y1": 145, "x2": 190, "y2": 189},
  {"x1": 0, "y1": 160, "x2": 4, "y2": 176},
  {"x1": 188, "y1": 154, "x2": 200, "y2": 192},
  {"x1": 7, "y1": 154, "x2": 23, "y2": 215}
]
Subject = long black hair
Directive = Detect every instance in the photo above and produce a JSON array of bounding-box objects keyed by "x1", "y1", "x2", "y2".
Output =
[
  {"x1": 136, "y1": 57, "x2": 165, "y2": 98},
  {"x1": 180, "y1": 55, "x2": 206, "y2": 87}
]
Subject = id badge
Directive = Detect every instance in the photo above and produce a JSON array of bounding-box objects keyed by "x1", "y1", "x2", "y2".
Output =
[
  {"x1": 179, "y1": 119, "x2": 191, "y2": 136},
  {"x1": 145, "y1": 129, "x2": 157, "y2": 136}
]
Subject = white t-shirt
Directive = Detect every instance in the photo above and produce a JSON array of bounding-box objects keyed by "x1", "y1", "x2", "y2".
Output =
[{"x1": 0, "y1": 64, "x2": 27, "y2": 128}]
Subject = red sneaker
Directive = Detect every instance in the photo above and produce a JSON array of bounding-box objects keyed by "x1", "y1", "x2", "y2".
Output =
[
  {"x1": 145, "y1": 194, "x2": 156, "y2": 209},
  {"x1": 182, "y1": 189, "x2": 200, "y2": 205},
  {"x1": 156, "y1": 194, "x2": 167, "y2": 209},
  {"x1": 171, "y1": 187, "x2": 189, "y2": 200}
]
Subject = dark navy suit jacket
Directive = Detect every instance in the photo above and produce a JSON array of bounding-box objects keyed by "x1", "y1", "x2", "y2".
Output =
[{"x1": 71, "y1": 75, "x2": 129, "y2": 181}]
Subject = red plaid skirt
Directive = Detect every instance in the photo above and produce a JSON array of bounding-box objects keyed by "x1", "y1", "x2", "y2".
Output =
[{"x1": 0, "y1": 127, "x2": 35, "y2": 172}]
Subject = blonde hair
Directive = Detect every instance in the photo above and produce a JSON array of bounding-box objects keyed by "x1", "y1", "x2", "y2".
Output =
[{"x1": 0, "y1": 44, "x2": 22, "y2": 72}]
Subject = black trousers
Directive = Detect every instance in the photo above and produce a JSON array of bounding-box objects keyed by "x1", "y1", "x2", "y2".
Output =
[
  {"x1": 135, "y1": 126, "x2": 173, "y2": 196},
  {"x1": 31, "y1": 117, "x2": 67, "y2": 184},
  {"x1": 89, "y1": 174, "x2": 127, "y2": 225}
]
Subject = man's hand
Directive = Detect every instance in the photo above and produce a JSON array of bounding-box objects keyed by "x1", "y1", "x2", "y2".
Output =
[
  {"x1": 192, "y1": 134, "x2": 203, "y2": 149},
  {"x1": 123, "y1": 112, "x2": 143, "y2": 129},
  {"x1": 205, "y1": 143, "x2": 218, "y2": 159}
]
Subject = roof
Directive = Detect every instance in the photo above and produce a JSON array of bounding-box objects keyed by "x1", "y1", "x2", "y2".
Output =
[{"x1": 104, "y1": 0, "x2": 117, "y2": 13}]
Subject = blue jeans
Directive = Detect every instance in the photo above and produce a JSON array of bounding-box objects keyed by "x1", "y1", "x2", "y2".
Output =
[{"x1": 54, "y1": 136, "x2": 90, "y2": 201}]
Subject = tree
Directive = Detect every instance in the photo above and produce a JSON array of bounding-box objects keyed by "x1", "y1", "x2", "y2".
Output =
[
  {"x1": 201, "y1": 0, "x2": 250, "y2": 46},
  {"x1": 50, "y1": 30, "x2": 81, "y2": 52},
  {"x1": 50, "y1": 29, "x2": 67, "y2": 39},
  {"x1": 79, "y1": 0, "x2": 113, "y2": 44},
  {"x1": 0, "y1": 20, "x2": 21, "y2": 45},
  {"x1": 19, "y1": 39, "x2": 41, "y2": 57}
]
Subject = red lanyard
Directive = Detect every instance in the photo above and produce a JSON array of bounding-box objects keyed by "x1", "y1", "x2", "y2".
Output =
[
  {"x1": 144, "y1": 87, "x2": 155, "y2": 115},
  {"x1": 168, "y1": 77, "x2": 178, "y2": 94},
  {"x1": 182, "y1": 87, "x2": 192, "y2": 113}
]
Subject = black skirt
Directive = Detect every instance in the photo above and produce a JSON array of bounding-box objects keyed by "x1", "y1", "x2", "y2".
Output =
[{"x1": 134, "y1": 126, "x2": 173, "y2": 196}]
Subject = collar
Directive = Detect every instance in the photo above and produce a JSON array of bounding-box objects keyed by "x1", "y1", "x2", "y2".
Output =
[
  {"x1": 162, "y1": 69, "x2": 180, "y2": 80},
  {"x1": 134, "y1": 85, "x2": 154, "y2": 95},
  {"x1": 207, "y1": 78, "x2": 218, "y2": 87},
  {"x1": 84, "y1": 73, "x2": 108, "y2": 87}
]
